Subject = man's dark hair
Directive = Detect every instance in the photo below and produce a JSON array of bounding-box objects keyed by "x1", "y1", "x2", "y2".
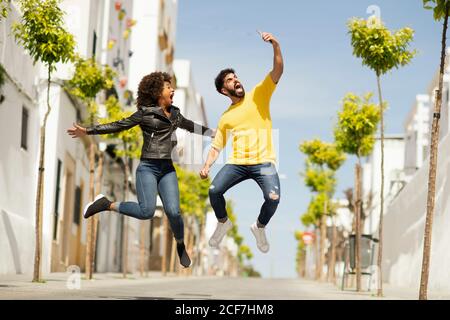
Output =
[
  {"x1": 137, "y1": 71, "x2": 172, "y2": 107},
  {"x1": 214, "y1": 68, "x2": 235, "y2": 94}
]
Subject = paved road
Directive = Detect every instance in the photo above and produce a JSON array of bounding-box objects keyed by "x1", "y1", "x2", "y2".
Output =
[{"x1": 0, "y1": 272, "x2": 444, "y2": 300}]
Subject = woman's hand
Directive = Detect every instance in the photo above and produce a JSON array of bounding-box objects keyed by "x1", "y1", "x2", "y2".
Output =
[{"x1": 67, "y1": 123, "x2": 87, "y2": 138}]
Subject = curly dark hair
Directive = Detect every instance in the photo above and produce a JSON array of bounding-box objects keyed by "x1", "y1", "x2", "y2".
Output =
[
  {"x1": 136, "y1": 72, "x2": 172, "y2": 107},
  {"x1": 214, "y1": 68, "x2": 235, "y2": 94}
]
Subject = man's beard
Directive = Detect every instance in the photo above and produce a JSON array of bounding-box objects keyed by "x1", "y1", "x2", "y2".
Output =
[{"x1": 227, "y1": 87, "x2": 245, "y2": 98}]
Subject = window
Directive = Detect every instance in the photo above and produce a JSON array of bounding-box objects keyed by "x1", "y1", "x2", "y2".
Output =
[
  {"x1": 53, "y1": 159, "x2": 62, "y2": 240},
  {"x1": 92, "y1": 30, "x2": 97, "y2": 58},
  {"x1": 73, "y1": 186, "x2": 82, "y2": 225},
  {"x1": 21, "y1": 106, "x2": 28, "y2": 150}
]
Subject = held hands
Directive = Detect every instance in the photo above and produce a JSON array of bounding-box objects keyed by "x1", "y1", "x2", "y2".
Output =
[{"x1": 67, "y1": 123, "x2": 87, "y2": 138}]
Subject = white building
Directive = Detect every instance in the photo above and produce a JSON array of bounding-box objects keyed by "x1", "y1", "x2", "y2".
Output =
[
  {"x1": 122, "y1": 0, "x2": 181, "y2": 274},
  {"x1": 383, "y1": 131, "x2": 450, "y2": 292},
  {"x1": 404, "y1": 94, "x2": 431, "y2": 176},
  {"x1": 129, "y1": 0, "x2": 177, "y2": 92},
  {"x1": 0, "y1": 3, "x2": 40, "y2": 275},
  {"x1": 362, "y1": 135, "x2": 406, "y2": 236},
  {"x1": 381, "y1": 50, "x2": 450, "y2": 293},
  {"x1": 1, "y1": 0, "x2": 221, "y2": 278},
  {"x1": 0, "y1": 0, "x2": 142, "y2": 276},
  {"x1": 41, "y1": 0, "x2": 137, "y2": 274},
  {"x1": 172, "y1": 59, "x2": 209, "y2": 172}
]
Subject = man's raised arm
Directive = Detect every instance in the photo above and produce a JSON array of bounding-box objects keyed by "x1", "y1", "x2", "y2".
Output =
[{"x1": 260, "y1": 31, "x2": 284, "y2": 84}]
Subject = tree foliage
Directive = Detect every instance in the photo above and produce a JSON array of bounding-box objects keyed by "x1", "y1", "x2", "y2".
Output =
[
  {"x1": 12, "y1": 0, "x2": 75, "y2": 71},
  {"x1": 348, "y1": 17, "x2": 415, "y2": 76},
  {"x1": 299, "y1": 139, "x2": 346, "y2": 171},
  {"x1": 303, "y1": 163, "x2": 336, "y2": 194},
  {"x1": 0, "y1": 0, "x2": 10, "y2": 20},
  {"x1": 423, "y1": 0, "x2": 450, "y2": 20},
  {"x1": 100, "y1": 96, "x2": 142, "y2": 160},
  {"x1": 300, "y1": 139, "x2": 344, "y2": 227},
  {"x1": 66, "y1": 56, "x2": 116, "y2": 118},
  {"x1": 175, "y1": 164, "x2": 210, "y2": 223},
  {"x1": 334, "y1": 93, "x2": 381, "y2": 158},
  {"x1": 67, "y1": 56, "x2": 115, "y2": 101}
]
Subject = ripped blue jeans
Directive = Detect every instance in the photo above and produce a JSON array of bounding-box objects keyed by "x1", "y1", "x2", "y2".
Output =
[
  {"x1": 117, "y1": 159, "x2": 184, "y2": 241},
  {"x1": 209, "y1": 162, "x2": 281, "y2": 226}
]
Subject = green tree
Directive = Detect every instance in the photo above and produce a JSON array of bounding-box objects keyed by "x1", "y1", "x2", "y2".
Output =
[
  {"x1": 294, "y1": 231, "x2": 306, "y2": 277},
  {"x1": 176, "y1": 165, "x2": 210, "y2": 224},
  {"x1": 101, "y1": 95, "x2": 142, "y2": 278},
  {"x1": 12, "y1": 0, "x2": 75, "y2": 283},
  {"x1": 66, "y1": 56, "x2": 115, "y2": 119},
  {"x1": 175, "y1": 164, "x2": 211, "y2": 274},
  {"x1": 66, "y1": 56, "x2": 115, "y2": 280},
  {"x1": 334, "y1": 92, "x2": 381, "y2": 291},
  {"x1": 348, "y1": 17, "x2": 415, "y2": 296},
  {"x1": 0, "y1": 0, "x2": 10, "y2": 20},
  {"x1": 300, "y1": 193, "x2": 330, "y2": 279},
  {"x1": 420, "y1": 0, "x2": 450, "y2": 301},
  {"x1": 300, "y1": 139, "x2": 346, "y2": 171},
  {"x1": 237, "y1": 244, "x2": 253, "y2": 265},
  {"x1": 300, "y1": 139, "x2": 345, "y2": 281}
]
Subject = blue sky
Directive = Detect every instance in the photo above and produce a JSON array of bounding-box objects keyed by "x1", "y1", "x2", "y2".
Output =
[{"x1": 175, "y1": 0, "x2": 443, "y2": 278}]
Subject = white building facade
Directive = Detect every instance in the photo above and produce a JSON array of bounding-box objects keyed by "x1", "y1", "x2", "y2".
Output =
[
  {"x1": 362, "y1": 135, "x2": 406, "y2": 236},
  {"x1": 0, "y1": 3, "x2": 40, "y2": 275}
]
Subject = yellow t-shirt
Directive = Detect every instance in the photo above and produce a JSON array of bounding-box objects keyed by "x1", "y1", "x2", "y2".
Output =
[{"x1": 212, "y1": 73, "x2": 277, "y2": 165}]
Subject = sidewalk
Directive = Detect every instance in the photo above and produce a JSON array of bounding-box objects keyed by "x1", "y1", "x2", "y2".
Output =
[{"x1": 0, "y1": 272, "x2": 447, "y2": 300}]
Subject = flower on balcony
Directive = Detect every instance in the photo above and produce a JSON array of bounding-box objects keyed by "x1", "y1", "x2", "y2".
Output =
[
  {"x1": 123, "y1": 28, "x2": 130, "y2": 40},
  {"x1": 126, "y1": 18, "x2": 137, "y2": 29},
  {"x1": 119, "y1": 76, "x2": 128, "y2": 89},
  {"x1": 114, "y1": 1, "x2": 122, "y2": 11},
  {"x1": 118, "y1": 8, "x2": 126, "y2": 21},
  {"x1": 107, "y1": 38, "x2": 117, "y2": 50}
]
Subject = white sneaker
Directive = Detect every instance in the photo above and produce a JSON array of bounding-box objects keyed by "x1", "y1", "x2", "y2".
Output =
[
  {"x1": 251, "y1": 222, "x2": 270, "y2": 253},
  {"x1": 209, "y1": 219, "x2": 233, "y2": 248}
]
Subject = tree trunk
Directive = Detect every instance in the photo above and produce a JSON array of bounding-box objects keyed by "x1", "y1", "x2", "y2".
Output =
[
  {"x1": 161, "y1": 216, "x2": 169, "y2": 276},
  {"x1": 139, "y1": 222, "x2": 146, "y2": 277},
  {"x1": 33, "y1": 67, "x2": 52, "y2": 283},
  {"x1": 420, "y1": 6, "x2": 449, "y2": 301},
  {"x1": 188, "y1": 227, "x2": 195, "y2": 276},
  {"x1": 328, "y1": 215, "x2": 337, "y2": 283},
  {"x1": 122, "y1": 153, "x2": 129, "y2": 278},
  {"x1": 303, "y1": 249, "x2": 307, "y2": 278},
  {"x1": 85, "y1": 142, "x2": 96, "y2": 280},
  {"x1": 355, "y1": 161, "x2": 362, "y2": 291},
  {"x1": 198, "y1": 221, "x2": 206, "y2": 276},
  {"x1": 91, "y1": 152, "x2": 104, "y2": 277},
  {"x1": 170, "y1": 235, "x2": 177, "y2": 274},
  {"x1": 376, "y1": 73, "x2": 385, "y2": 296},
  {"x1": 314, "y1": 225, "x2": 320, "y2": 280},
  {"x1": 319, "y1": 213, "x2": 327, "y2": 281}
]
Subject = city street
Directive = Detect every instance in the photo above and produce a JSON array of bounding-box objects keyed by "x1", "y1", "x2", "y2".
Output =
[
  {"x1": 0, "y1": 272, "x2": 446, "y2": 300},
  {"x1": 3, "y1": 0, "x2": 450, "y2": 303}
]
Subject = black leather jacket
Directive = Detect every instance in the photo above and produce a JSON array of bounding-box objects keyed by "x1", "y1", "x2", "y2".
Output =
[{"x1": 87, "y1": 105, "x2": 212, "y2": 159}]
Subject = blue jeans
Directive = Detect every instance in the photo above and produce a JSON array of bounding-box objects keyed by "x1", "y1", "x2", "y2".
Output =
[
  {"x1": 209, "y1": 163, "x2": 281, "y2": 226},
  {"x1": 117, "y1": 159, "x2": 184, "y2": 241}
]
